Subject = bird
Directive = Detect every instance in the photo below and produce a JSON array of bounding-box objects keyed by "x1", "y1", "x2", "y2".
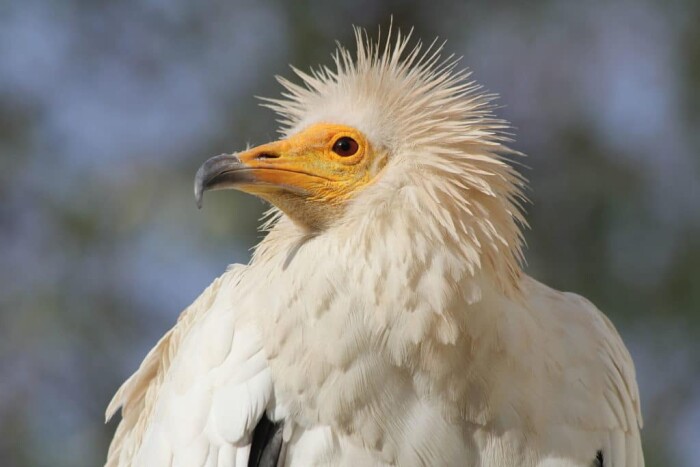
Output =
[{"x1": 105, "y1": 25, "x2": 644, "y2": 467}]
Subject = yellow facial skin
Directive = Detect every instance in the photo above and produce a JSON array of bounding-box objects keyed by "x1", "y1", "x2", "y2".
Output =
[{"x1": 195, "y1": 123, "x2": 386, "y2": 230}]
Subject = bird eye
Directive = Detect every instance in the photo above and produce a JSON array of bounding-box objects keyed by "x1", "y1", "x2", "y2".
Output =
[{"x1": 332, "y1": 136, "x2": 359, "y2": 157}]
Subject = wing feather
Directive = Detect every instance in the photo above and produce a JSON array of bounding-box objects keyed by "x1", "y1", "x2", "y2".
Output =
[
  {"x1": 522, "y1": 278, "x2": 644, "y2": 466},
  {"x1": 105, "y1": 265, "x2": 273, "y2": 467},
  {"x1": 571, "y1": 294, "x2": 644, "y2": 466}
]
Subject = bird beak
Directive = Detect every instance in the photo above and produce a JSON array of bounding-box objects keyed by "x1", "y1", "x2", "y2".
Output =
[
  {"x1": 193, "y1": 138, "x2": 323, "y2": 209},
  {"x1": 194, "y1": 153, "x2": 246, "y2": 209}
]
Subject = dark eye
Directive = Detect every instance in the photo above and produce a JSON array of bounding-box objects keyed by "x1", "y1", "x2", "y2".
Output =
[{"x1": 332, "y1": 136, "x2": 359, "y2": 157}]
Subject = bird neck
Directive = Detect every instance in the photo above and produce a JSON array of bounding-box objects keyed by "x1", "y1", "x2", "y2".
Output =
[
  {"x1": 340, "y1": 171, "x2": 525, "y2": 300},
  {"x1": 254, "y1": 179, "x2": 523, "y2": 305}
]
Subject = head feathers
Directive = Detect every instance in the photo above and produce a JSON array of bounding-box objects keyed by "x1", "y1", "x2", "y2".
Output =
[{"x1": 260, "y1": 25, "x2": 528, "y2": 296}]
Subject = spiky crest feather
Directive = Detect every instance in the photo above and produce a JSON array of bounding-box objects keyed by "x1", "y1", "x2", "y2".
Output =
[{"x1": 258, "y1": 26, "x2": 528, "y2": 296}]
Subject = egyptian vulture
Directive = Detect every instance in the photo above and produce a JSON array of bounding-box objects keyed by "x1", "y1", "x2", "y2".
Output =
[{"x1": 105, "y1": 27, "x2": 644, "y2": 467}]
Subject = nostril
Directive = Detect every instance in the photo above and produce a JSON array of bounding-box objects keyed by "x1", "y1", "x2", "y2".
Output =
[{"x1": 256, "y1": 152, "x2": 279, "y2": 160}]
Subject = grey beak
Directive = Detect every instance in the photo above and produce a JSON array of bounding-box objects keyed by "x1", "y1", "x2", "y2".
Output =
[{"x1": 193, "y1": 153, "x2": 252, "y2": 209}]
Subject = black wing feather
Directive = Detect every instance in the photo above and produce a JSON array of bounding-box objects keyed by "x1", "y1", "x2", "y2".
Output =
[
  {"x1": 248, "y1": 414, "x2": 285, "y2": 467},
  {"x1": 592, "y1": 450, "x2": 604, "y2": 467}
]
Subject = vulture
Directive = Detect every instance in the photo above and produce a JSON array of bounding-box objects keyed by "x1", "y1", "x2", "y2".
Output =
[{"x1": 105, "y1": 26, "x2": 644, "y2": 467}]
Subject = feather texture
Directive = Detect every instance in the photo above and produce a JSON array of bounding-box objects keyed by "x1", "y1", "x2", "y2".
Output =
[
  {"x1": 106, "y1": 266, "x2": 273, "y2": 467},
  {"x1": 106, "y1": 25, "x2": 643, "y2": 467}
]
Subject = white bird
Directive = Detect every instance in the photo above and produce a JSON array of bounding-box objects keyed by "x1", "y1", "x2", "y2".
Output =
[{"x1": 105, "y1": 26, "x2": 644, "y2": 467}]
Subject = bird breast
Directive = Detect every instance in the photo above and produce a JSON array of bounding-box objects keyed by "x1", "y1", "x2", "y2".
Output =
[{"x1": 237, "y1": 220, "x2": 487, "y2": 463}]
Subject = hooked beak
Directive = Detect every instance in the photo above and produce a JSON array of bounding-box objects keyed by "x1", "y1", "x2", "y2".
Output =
[
  {"x1": 194, "y1": 153, "x2": 249, "y2": 209},
  {"x1": 193, "y1": 138, "x2": 326, "y2": 209}
]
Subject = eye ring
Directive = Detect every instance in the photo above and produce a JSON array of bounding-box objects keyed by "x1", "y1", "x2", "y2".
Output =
[{"x1": 332, "y1": 136, "x2": 359, "y2": 157}]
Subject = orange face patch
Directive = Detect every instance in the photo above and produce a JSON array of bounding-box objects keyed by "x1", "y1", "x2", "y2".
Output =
[{"x1": 233, "y1": 123, "x2": 382, "y2": 204}]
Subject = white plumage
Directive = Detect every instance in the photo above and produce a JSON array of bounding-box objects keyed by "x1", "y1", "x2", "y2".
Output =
[{"x1": 106, "y1": 26, "x2": 644, "y2": 467}]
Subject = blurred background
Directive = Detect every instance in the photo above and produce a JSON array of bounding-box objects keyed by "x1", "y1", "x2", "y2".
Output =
[{"x1": 1, "y1": 0, "x2": 698, "y2": 466}]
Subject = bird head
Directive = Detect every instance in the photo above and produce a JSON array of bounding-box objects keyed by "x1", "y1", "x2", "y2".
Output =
[
  {"x1": 195, "y1": 26, "x2": 527, "y2": 294},
  {"x1": 195, "y1": 122, "x2": 387, "y2": 230}
]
